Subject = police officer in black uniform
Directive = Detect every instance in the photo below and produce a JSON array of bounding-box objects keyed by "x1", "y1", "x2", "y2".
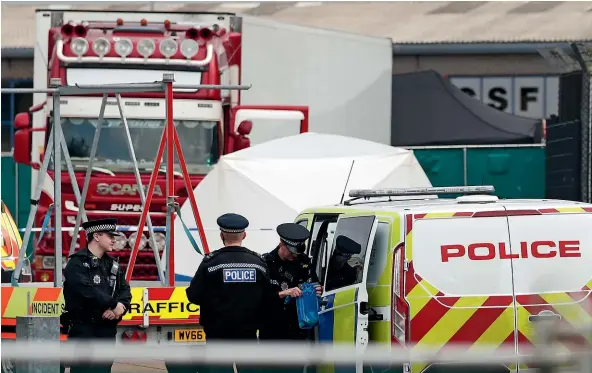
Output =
[
  {"x1": 186, "y1": 213, "x2": 272, "y2": 340},
  {"x1": 185, "y1": 213, "x2": 273, "y2": 373},
  {"x1": 62, "y1": 218, "x2": 132, "y2": 373},
  {"x1": 259, "y1": 223, "x2": 323, "y2": 342}
]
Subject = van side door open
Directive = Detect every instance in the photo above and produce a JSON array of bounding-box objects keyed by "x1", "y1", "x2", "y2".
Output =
[
  {"x1": 318, "y1": 213, "x2": 378, "y2": 373},
  {"x1": 506, "y1": 209, "x2": 592, "y2": 362}
]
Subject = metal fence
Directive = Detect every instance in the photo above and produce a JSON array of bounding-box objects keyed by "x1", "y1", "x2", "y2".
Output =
[{"x1": 2, "y1": 321, "x2": 592, "y2": 373}]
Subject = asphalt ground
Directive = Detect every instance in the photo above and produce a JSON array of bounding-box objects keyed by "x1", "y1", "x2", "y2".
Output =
[{"x1": 64, "y1": 360, "x2": 166, "y2": 372}]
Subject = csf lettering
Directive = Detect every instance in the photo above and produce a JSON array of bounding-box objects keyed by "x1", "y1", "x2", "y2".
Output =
[
  {"x1": 441, "y1": 240, "x2": 581, "y2": 262},
  {"x1": 223, "y1": 268, "x2": 256, "y2": 283}
]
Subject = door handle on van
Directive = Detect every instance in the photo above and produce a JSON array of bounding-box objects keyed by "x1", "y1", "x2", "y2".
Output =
[
  {"x1": 528, "y1": 311, "x2": 561, "y2": 323},
  {"x1": 360, "y1": 301, "x2": 369, "y2": 315},
  {"x1": 368, "y1": 307, "x2": 383, "y2": 321}
]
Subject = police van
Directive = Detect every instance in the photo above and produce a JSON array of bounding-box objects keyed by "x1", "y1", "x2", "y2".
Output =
[{"x1": 293, "y1": 186, "x2": 592, "y2": 373}]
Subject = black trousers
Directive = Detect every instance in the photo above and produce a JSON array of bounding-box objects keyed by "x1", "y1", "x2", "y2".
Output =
[{"x1": 67, "y1": 322, "x2": 117, "y2": 373}]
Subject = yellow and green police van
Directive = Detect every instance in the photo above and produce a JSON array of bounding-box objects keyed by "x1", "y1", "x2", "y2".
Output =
[{"x1": 294, "y1": 185, "x2": 592, "y2": 373}]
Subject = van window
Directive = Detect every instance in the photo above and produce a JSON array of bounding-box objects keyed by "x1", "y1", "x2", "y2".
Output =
[
  {"x1": 412, "y1": 216, "x2": 513, "y2": 296},
  {"x1": 325, "y1": 215, "x2": 375, "y2": 292},
  {"x1": 296, "y1": 218, "x2": 309, "y2": 248},
  {"x1": 507, "y1": 213, "x2": 592, "y2": 294},
  {"x1": 308, "y1": 214, "x2": 339, "y2": 283},
  {"x1": 367, "y1": 222, "x2": 390, "y2": 286}
]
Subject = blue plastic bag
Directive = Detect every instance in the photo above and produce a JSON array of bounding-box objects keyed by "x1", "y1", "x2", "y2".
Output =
[{"x1": 296, "y1": 282, "x2": 320, "y2": 329}]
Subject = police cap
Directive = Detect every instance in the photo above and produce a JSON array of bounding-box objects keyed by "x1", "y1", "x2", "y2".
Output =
[
  {"x1": 217, "y1": 213, "x2": 249, "y2": 233},
  {"x1": 277, "y1": 223, "x2": 310, "y2": 255},
  {"x1": 81, "y1": 218, "x2": 122, "y2": 237}
]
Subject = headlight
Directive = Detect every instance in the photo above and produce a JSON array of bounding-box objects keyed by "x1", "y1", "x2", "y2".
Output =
[
  {"x1": 113, "y1": 235, "x2": 128, "y2": 251},
  {"x1": 92, "y1": 37, "x2": 111, "y2": 57},
  {"x1": 129, "y1": 232, "x2": 148, "y2": 251},
  {"x1": 180, "y1": 39, "x2": 199, "y2": 59},
  {"x1": 42, "y1": 256, "x2": 55, "y2": 270},
  {"x1": 137, "y1": 39, "x2": 155, "y2": 58},
  {"x1": 70, "y1": 38, "x2": 89, "y2": 57},
  {"x1": 159, "y1": 38, "x2": 178, "y2": 58},
  {"x1": 114, "y1": 38, "x2": 133, "y2": 58},
  {"x1": 154, "y1": 232, "x2": 166, "y2": 252}
]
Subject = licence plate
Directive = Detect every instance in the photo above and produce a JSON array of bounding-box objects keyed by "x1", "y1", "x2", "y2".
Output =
[{"x1": 174, "y1": 328, "x2": 206, "y2": 342}]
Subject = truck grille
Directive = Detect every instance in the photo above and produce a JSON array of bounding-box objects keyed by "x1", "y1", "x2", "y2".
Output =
[{"x1": 40, "y1": 211, "x2": 170, "y2": 281}]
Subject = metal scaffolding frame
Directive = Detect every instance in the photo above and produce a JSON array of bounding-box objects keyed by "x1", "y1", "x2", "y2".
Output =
[{"x1": 1, "y1": 74, "x2": 251, "y2": 287}]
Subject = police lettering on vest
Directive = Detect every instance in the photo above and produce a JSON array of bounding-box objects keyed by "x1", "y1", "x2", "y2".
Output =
[{"x1": 224, "y1": 268, "x2": 257, "y2": 282}]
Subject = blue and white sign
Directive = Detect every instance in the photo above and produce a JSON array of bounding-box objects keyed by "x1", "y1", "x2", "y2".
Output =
[
  {"x1": 449, "y1": 75, "x2": 559, "y2": 119},
  {"x1": 223, "y1": 268, "x2": 257, "y2": 283}
]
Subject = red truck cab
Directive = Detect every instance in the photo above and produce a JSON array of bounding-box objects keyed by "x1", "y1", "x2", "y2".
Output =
[{"x1": 12, "y1": 13, "x2": 308, "y2": 282}]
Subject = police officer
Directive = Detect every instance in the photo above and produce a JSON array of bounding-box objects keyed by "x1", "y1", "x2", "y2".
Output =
[
  {"x1": 186, "y1": 213, "x2": 272, "y2": 340},
  {"x1": 259, "y1": 223, "x2": 323, "y2": 341},
  {"x1": 62, "y1": 218, "x2": 132, "y2": 373},
  {"x1": 185, "y1": 213, "x2": 273, "y2": 373}
]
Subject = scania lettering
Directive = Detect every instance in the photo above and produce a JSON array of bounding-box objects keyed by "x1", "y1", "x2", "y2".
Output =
[
  {"x1": 291, "y1": 186, "x2": 592, "y2": 373},
  {"x1": 440, "y1": 240, "x2": 582, "y2": 262},
  {"x1": 110, "y1": 204, "x2": 143, "y2": 212},
  {"x1": 98, "y1": 183, "x2": 163, "y2": 197}
]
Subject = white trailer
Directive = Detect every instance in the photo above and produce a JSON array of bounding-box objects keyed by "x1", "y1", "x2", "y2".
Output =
[{"x1": 238, "y1": 16, "x2": 393, "y2": 145}]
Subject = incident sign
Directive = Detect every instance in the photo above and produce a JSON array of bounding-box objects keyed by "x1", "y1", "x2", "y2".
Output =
[
  {"x1": 174, "y1": 328, "x2": 206, "y2": 342},
  {"x1": 30, "y1": 302, "x2": 64, "y2": 316}
]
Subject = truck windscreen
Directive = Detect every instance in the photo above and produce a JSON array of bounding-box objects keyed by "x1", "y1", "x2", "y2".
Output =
[{"x1": 52, "y1": 117, "x2": 219, "y2": 173}]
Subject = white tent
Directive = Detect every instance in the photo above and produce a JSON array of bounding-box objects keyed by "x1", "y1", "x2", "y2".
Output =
[{"x1": 173, "y1": 133, "x2": 432, "y2": 280}]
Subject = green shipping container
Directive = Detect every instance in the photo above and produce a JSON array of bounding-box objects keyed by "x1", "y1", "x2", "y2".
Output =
[{"x1": 412, "y1": 145, "x2": 546, "y2": 199}]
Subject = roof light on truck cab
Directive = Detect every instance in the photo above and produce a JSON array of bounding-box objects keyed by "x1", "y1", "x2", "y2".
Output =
[
  {"x1": 180, "y1": 39, "x2": 199, "y2": 59},
  {"x1": 92, "y1": 37, "x2": 111, "y2": 57},
  {"x1": 70, "y1": 38, "x2": 89, "y2": 57},
  {"x1": 348, "y1": 185, "x2": 496, "y2": 198},
  {"x1": 114, "y1": 38, "x2": 133, "y2": 58},
  {"x1": 137, "y1": 39, "x2": 156, "y2": 58},
  {"x1": 159, "y1": 38, "x2": 178, "y2": 58},
  {"x1": 56, "y1": 37, "x2": 214, "y2": 66}
]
